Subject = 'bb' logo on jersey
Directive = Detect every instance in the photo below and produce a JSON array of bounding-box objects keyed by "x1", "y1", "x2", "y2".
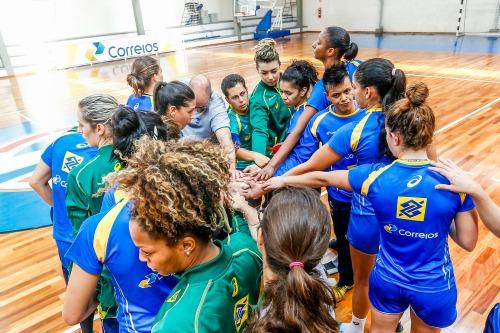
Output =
[
  {"x1": 397, "y1": 196, "x2": 427, "y2": 222},
  {"x1": 234, "y1": 294, "x2": 249, "y2": 332},
  {"x1": 61, "y1": 151, "x2": 84, "y2": 173}
]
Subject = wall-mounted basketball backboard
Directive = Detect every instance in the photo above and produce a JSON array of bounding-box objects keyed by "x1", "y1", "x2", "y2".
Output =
[{"x1": 234, "y1": 0, "x2": 257, "y2": 17}]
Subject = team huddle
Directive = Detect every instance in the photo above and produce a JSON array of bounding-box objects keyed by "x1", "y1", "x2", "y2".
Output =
[{"x1": 30, "y1": 26, "x2": 483, "y2": 333}]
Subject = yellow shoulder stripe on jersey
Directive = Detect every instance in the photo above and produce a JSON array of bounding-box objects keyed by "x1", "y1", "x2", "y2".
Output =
[
  {"x1": 93, "y1": 199, "x2": 128, "y2": 262},
  {"x1": 360, "y1": 162, "x2": 397, "y2": 196},
  {"x1": 311, "y1": 111, "x2": 329, "y2": 139},
  {"x1": 459, "y1": 192, "x2": 467, "y2": 205},
  {"x1": 351, "y1": 60, "x2": 362, "y2": 67},
  {"x1": 235, "y1": 113, "x2": 243, "y2": 132},
  {"x1": 350, "y1": 112, "x2": 371, "y2": 152},
  {"x1": 113, "y1": 189, "x2": 128, "y2": 203}
]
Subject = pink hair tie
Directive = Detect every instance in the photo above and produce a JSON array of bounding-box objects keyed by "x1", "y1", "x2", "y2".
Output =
[{"x1": 289, "y1": 261, "x2": 304, "y2": 269}]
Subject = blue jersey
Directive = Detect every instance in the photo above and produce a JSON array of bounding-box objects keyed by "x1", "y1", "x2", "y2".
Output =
[
  {"x1": 100, "y1": 187, "x2": 127, "y2": 213},
  {"x1": 41, "y1": 129, "x2": 97, "y2": 243},
  {"x1": 66, "y1": 199, "x2": 178, "y2": 333},
  {"x1": 349, "y1": 160, "x2": 474, "y2": 292},
  {"x1": 306, "y1": 60, "x2": 363, "y2": 113},
  {"x1": 327, "y1": 108, "x2": 392, "y2": 215},
  {"x1": 285, "y1": 102, "x2": 306, "y2": 136},
  {"x1": 275, "y1": 107, "x2": 365, "y2": 203},
  {"x1": 127, "y1": 94, "x2": 153, "y2": 112}
]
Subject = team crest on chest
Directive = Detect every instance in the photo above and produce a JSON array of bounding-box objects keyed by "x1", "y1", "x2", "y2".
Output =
[
  {"x1": 234, "y1": 294, "x2": 249, "y2": 332},
  {"x1": 167, "y1": 289, "x2": 181, "y2": 303},
  {"x1": 61, "y1": 151, "x2": 84, "y2": 173},
  {"x1": 396, "y1": 196, "x2": 427, "y2": 222}
]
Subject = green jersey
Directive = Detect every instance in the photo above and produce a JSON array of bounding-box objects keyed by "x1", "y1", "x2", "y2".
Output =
[
  {"x1": 66, "y1": 144, "x2": 121, "y2": 235},
  {"x1": 249, "y1": 80, "x2": 291, "y2": 156},
  {"x1": 152, "y1": 227, "x2": 262, "y2": 333},
  {"x1": 65, "y1": 144, "x2": 121, "y2": 319},
  {"x1": 228, "y1": 106, "x2": 252, "y2": 169}
]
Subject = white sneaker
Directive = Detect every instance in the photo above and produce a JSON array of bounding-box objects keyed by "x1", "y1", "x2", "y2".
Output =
[{"x1": 321, "y1": 250, "x2": 338, "y2": 275}]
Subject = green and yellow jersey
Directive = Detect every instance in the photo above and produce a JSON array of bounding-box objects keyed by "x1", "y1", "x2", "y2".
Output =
[
  {"x1": 152, "y1": 220, "x2": 262, "y2": 333},
  {"x1": 249, "y1": 80, "x2": 291, "y2": 156}
]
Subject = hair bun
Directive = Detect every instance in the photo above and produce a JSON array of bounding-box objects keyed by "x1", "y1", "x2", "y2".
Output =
[
  {"x1": 405, "y1": 82, "x2": 429, "y2": 106},
  {"x1": 254, "y1": 38, "x2": 276, "y2": 51}
]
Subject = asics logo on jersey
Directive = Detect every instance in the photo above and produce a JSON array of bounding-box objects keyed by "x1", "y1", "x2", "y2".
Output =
[
  {"x1": 61, "y1": 151, "x2": 84, "y2": 173},
  {"x1": 384, "y1": 224, "x2": 438, "y2": 239},
  {"x1": 407, "y1": 175, "x2": 423, "y2": 188},
  {"x1": 234, "y1": 294, "x2": 249, "y2": 331},
  {"x1": 396, "y1": 196, "x2": 427, "y2": 222}
]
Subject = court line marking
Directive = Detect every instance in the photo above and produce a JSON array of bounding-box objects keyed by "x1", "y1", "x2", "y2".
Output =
[
  {"x1": 406, "y1": 73, "x2": 500, "y2": 84},
  {"x1": 435, "y1": 98, "x2": 500, "y2": 135}
]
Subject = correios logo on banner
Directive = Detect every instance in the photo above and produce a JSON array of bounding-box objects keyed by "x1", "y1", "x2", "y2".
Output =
[{"x1": 84, "y1": 40, "x2": 160, "y2": 62}]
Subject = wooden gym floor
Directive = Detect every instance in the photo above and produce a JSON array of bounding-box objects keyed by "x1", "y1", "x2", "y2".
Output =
[{"x1": 0, "y1": 32, "x2": 499, "y2": 332}]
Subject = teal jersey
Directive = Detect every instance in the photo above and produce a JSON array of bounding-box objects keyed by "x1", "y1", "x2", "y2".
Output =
[
  {"x1": 228, "y1": 106, "x2": 253, "y2": 169},
  {"x1": 349, "y1": 160, "x2": 474, "y2": 292}
]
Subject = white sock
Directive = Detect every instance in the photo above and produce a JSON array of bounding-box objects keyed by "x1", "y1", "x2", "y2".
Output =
[{"x1": 339, "y1": 314, "x2": 366, "y2": 333}]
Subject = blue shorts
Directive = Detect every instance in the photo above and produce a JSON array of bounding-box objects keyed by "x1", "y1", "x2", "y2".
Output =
[
  {"x1": 369, "y1": 271, "x2": 458, "y2": 328},
  {"x1": 347, "y1": 214, "x2": 380, "y2": 254}
]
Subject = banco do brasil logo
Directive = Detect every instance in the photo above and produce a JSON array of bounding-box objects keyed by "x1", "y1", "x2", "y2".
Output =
[{"x1": 85, "y1": 41, "x2": 159, "y2": 62}]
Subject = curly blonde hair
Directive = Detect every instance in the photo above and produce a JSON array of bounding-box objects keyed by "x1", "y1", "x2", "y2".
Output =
[
  {"x1": 254, "y1": 38, "x2": 280, "y2": 67},
  {"x1": 107, "y1": 137, "x2": 230, "y2": 244}
]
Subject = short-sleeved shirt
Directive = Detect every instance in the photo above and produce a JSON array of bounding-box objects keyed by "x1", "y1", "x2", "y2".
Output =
[
  {"x1": 181, "y1": 90, "x2": 230, "y2": 140},
  {"x1": 41, "y1": 129, "x2": 97, "y2": 243},
  {"x1": 152, "y1": 230, "x2": 262, "y2": 333},
  {"x1": 306, "y1": 60, "x2": 363, "y2": 113},
  {"x1": 348, "y1": 160, "x2": 474, "y2": 292},
  {"x1": 126, "y1": 94, "x2": 153, "y2": 112},
  {"x1": 66, "y1": 144, "x2": 122, "y2": 236},
  {"x1": 285, "y1": 102, "x2": 306, "y2": 137},
  {"x1": 327, "y1": 108, "x2": 392, "y2": 215},
  {"x1": 67, "y1": 199, "x2": 178, "y2": 332},
  {"x1": 228, "y1": 106, "x2": 252, "y2": 170},
  {"x1": 275, "y1": 107, "x2": 365, "y2": 204},
  {"x1": 249, "y1": 80, "x2": 291, "y2": 156}
]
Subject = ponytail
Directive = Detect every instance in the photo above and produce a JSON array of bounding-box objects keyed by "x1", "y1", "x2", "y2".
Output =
[
  {"x1": 153, "y1": 80, "x2": 195, "y2": 116},
  {"x1": 324, "y1": 26, "x2": 358, "y2": 61},
  {"x1": 354, "y1": 58, "x2": 406, "y2": 110},
  {"x1": 111, "y1": 105, "x2": 180, "y2": 162},
  {"x1": 127, "y1": 56, "x2": 160, "y2": 96},
  {"x1": 247, "y1": 187, "x2": 338, "y2": 333}
]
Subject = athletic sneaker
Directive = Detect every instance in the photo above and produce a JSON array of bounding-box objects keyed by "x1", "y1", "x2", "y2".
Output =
[
  {"x1": 333, "y1": 284, "x2": 354, "y2": 303},
  {"x1": 321, "y1": 251, "x2": 338, "y2": 275}
]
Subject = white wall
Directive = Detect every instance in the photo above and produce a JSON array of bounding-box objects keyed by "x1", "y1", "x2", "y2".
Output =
[
  {"x1": 303, "y1": 0, "x2": 499, "y2": 33},
  {"x1": 0, "y1": 0, "x2": 235, "y2": 45}
]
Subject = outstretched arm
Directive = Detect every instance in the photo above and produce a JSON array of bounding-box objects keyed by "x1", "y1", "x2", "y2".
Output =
[
  {"x1": 255, "y1": 106, "x2": 317, "y2": 180},
  {"x1": 284, "y1": 144, "x2": 342, "y2": 176},
  {"x1": 264, "y1": 170, "x2": 351, "y2": 192},
  {"x1": 430, "y1": 158, "x2": 500, "y2": 237}
]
